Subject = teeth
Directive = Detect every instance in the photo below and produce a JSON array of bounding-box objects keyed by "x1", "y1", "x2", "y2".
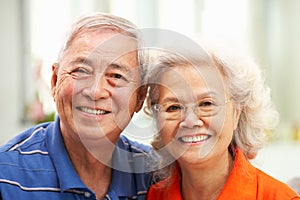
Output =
[
  {"x1": 80, "y1": 107, "x2": 107, "y2": 115},
  {"x1": 180, "y1": 135, "x2": 209, "y2": 143}
]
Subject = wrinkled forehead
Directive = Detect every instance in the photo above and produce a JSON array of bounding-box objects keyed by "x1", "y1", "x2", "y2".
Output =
[
  {"x1": 73, "y1": 29, "x2": 138, "y2": 60},
  {"x1": 158, "y1": 63, "x2": 227, "y2": 102},
  {"x1": 94, "y1": 30, "x2": 138, "y2": 53}
]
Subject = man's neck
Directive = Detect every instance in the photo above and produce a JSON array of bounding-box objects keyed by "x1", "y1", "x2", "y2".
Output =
[{"x1": 62, "y1": 132, "x2": 117, "y2": 199}]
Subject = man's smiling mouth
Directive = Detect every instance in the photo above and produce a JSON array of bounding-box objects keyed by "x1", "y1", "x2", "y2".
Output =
[{"x1": 77, "y1": 107, "x2": 110, "y2": 115}]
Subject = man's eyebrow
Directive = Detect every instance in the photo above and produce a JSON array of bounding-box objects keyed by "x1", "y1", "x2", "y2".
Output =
[
  {"x1": 69, "y1": 57, "x2": 136, "y2": 75},
  {"x1": 108, "y1": 63, "x2": 131, "y2": 72},
  {"x1": 70, "y1": 57, "x2": 94, "y2": 66}
]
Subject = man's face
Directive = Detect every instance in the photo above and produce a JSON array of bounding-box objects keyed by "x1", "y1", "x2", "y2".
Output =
[{"x1": 51, "y1": 29, "x2": 143, "y2": 144}]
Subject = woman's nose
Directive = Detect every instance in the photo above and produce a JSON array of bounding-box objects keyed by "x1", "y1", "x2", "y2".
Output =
[{"x1": 179, "y1": 108, "x2": 204, "y2": 128}]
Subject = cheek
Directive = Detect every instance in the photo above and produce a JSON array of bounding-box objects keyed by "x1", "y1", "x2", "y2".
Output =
[
  {"x1": 220, "y1": 107, "x2": 240, "y2": 134},
  {"x1": 212, "y1": 112, "x2": 236, "y2": 143},
  {"x1": 207, "y1": 107, "x2": 232, "y2": 136},
  {"x1": 158, "y1": 118, "x2": 178, "y2": 145},
  {"x1": 55, "y1": 78, "x2": 75, "y2": 102},
  {"x1": 113, "y1": 87, "x2": 138, "y2": 112},
  {"x1": 110, "y1": 88, "x2": 139, "y2": 131}
]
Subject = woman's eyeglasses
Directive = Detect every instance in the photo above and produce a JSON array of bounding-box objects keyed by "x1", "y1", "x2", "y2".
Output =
[{"x1": 152, "y1": 98, "x2": 231, "y2": 120}]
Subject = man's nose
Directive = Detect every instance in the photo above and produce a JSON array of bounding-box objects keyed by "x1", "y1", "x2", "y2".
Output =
[{"x1": 82, "y1": 74, "x2": 111, "y2": 100}]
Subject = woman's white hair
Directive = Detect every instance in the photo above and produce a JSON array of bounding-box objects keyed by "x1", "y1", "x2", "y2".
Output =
[{"x1": 209, "y1": 45, "x2": 279, "y2": 159}]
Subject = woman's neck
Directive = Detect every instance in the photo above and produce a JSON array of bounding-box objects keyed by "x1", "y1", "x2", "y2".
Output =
[{"x1": 180, "y1": 151, "x2": 234, "y2": 200}]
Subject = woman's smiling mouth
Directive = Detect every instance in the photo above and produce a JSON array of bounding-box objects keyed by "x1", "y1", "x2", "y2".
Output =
[{"x1": 178, "y1": 134, "x2": 211, "y2": 143}]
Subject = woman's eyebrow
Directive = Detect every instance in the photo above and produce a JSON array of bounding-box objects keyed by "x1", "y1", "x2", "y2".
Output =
[
  {"x1": 160, "y1": 97, "x2": 180, "y2": 104},
  {"x1": 160, "y1": 91, "x2": 221, "y2": 104},
  {"x1": 196, "y1": 91, "x2": 218, "y2": 99}
]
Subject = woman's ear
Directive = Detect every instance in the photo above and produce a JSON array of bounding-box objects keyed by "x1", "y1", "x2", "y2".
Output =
[
  {"x1": 233, "y1": 104, "x2": 242, "y2": 130},
  {"x1": 51, "y1": 63, "x2": 59, "y2": 101},
  {"x1": 135, "y1": 85, "x2": 148, "y2": 112}
]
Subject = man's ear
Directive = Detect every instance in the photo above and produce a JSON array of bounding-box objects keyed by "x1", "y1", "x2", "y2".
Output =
[
  {"x1": 135, "y1": 85, "x2": 148, "y2": 112},
  {"x1": 51, "y1": 63, "x2": 59, "y2": 101}
]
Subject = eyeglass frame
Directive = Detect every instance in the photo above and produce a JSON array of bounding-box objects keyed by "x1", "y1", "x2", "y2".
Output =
[{"x1": 152, "y1": 98, "x2": 232, "y2": 120}]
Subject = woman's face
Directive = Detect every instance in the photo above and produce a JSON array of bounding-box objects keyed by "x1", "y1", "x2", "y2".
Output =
[{"x1": 155, "y1": 64, "x2": 241, "y2": 165}]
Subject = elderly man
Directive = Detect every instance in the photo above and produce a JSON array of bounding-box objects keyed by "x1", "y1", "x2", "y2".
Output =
[{"x1": 0, "y1": 12, "x2": 154, "y2": 200}]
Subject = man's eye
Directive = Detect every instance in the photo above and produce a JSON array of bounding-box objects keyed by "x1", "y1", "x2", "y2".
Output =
[
  {"x1": 106, "y1": 73, "x2": 129, "y2": 87},
  {"x1": 165, "y1": 104, "x2": 183, "y2": 112},
  {"x1": 76, "y1": 68, "x2": 88, "y2": 73},
  {"x1": 70, "y1": 67, "x2": 90, "y2": 77},
  {"x1": 109, "y1": 73, "x2": 125, "y2": 80}
]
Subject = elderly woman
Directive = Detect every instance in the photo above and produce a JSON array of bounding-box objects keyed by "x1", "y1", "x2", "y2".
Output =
[{"x1": 145, "y1": 43, "x2": 299, "y2": 200}]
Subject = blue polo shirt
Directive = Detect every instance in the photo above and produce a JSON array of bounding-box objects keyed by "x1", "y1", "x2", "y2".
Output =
[{"x1": 0, "y1": 117, "x2": 155, "y2": 200}]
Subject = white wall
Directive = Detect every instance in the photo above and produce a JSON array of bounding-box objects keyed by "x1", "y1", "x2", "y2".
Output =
[
  {"x1": 249, "y1": 0, "x2": 300, "y2": 141},
  {"x1": 0, "y1": 0, "x2": 25, "y2": 144}
]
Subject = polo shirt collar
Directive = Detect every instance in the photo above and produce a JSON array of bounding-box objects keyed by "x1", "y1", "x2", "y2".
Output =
[
  {"x1": 218, "y1": 148, "x2": 257, "y2": 199},
  {"x1": 108, "y1": 137, "x2": 149, "y2": 197},
  {"x1": 161, "y1": 148, "x2": 257, "y2": 200},
  {"x1": 46, "y1": 117, "x2": 149, "y2": 198}
]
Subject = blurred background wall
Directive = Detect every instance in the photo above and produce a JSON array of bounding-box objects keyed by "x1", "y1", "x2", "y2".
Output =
[{"x1": 1, "y1": 0, "x2": 300, "y2": 182}]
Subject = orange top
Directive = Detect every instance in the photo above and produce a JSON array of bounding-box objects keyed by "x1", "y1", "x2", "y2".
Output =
[{"x1": 147, "y1": 148, "x2": 300, "y2": 200}]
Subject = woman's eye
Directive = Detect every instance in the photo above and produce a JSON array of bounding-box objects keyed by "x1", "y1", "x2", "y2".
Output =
[
  {"x1": 166, "y1": 104, "x2": 183, "y2": 112},
  {"x1": 200, "y1": 101, "x2": 213, "y2": 107}
]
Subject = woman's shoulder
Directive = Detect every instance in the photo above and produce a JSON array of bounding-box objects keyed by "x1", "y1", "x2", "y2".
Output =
[
  {"x1": 255, "y1": 167, "x2": 300, "y2": 199},
  {"x1": 222, "y1": 148, "x2": 299, "y2": 199}
]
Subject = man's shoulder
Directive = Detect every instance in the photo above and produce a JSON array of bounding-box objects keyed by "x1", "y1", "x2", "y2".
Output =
[
  {"x1": 0, "y1": 122, "x2": 58, "y2": 189},
  {"x1": 0, "y1": 122, "x2": 55, "y2": 168},
  {"x1": 0, "y1": 122, "x2": 53, "y2": 153}
]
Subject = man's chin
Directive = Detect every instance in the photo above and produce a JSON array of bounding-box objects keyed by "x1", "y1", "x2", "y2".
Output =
[{"x1": 78, "y1": 125, "x2": 121, "y2": 142}]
